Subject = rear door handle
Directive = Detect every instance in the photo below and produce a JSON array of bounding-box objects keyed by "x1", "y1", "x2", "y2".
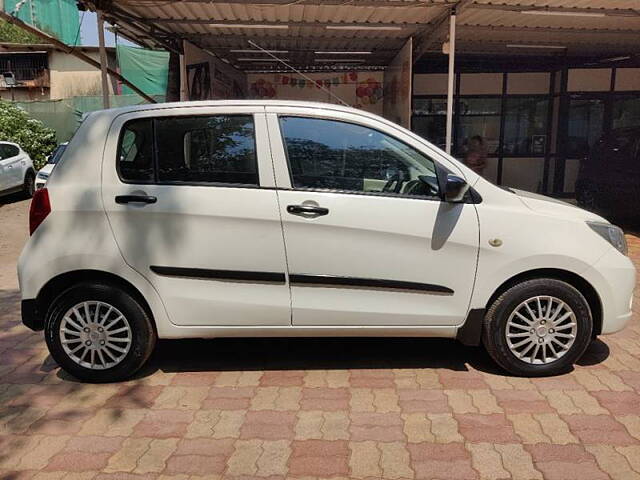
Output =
[
  {"x1": 287, "y1": 204, "x2": 329, "y2": 217},
  {"x1": 115, "y1": 194, "x2": 157, "y2": 205}
]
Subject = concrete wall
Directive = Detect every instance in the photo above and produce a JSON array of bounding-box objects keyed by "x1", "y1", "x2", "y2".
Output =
[{"x1": 48, "y1": 50, "x2": 117, "y2": 100}]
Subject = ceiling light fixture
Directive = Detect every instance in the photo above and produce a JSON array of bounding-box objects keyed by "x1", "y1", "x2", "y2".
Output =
[
  {"x1": 325, "y1": 25, "x2": 403, "y2": 31},
  {"x1": 506, "y1": 44, "x2": 567, "y2": 49},
  {"x1": 230, "y1": 49, "x2": 289, "y2": 53},
  {"x1": 209, "y1": 24, "x2": 289, "y2": 29},
  {"x1": 520, "y1": 10, "x2": 606, "y2": 18},
  {"x1": 314, "y1": 51, "x2": 372, "y2": 55},
  {"x1": 599, "y1": 55, "x2": 631, "y2": 63},
  {"x1": 236, "y1": 57, "x2": 291, "y2": 61},
  {"x1": 314, "y1": 59, "x2": 366, "y2": 63}
]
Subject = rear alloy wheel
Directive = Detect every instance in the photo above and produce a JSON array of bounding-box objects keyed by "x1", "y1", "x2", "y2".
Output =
[
  {"x1": 45, "y1": 283, "x2": 156, "y2": 382},
  {"x1": 483, "y1": 278, "x2": 592, "y2": 376},
  {"x1": 59, "y1": 301, "x2": 133, "y2": 370}
]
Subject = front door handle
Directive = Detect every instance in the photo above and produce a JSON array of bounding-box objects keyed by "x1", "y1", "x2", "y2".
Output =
[
  {"x1": 287, "y1": 204, "x2": 329, "y2": 217},
  {"x1": 115, "y1": 194, "x2": 157, "y2": 205}
]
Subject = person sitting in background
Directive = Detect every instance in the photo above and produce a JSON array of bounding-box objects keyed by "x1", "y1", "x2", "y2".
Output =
[{"x1": 464, "y1": 135, "x2": 487, "y2": 176}]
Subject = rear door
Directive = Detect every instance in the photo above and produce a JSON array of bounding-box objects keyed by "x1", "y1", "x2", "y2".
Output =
[
  {"x1": 266, "y1": 107, "x2": 480, "y2": 327},
  {"x1": 102, "y1": 106, "x2": 291, "y2": 327}
]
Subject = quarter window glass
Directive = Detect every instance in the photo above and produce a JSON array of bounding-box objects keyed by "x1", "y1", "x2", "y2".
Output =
[
  {"x1": 279, "y1": 116, "x2": 440, "y2": 199},
  {"x1": 155, "y1": 115, "x2": 258, "y2": 185},
  {"x1": 117, "y1": 119, "x2": 154, "y2": 182}
]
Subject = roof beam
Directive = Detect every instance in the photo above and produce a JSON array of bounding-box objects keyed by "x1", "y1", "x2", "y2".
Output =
[
  {"x1": 458, "y1": 24, "x2": 640, "y2": 36},
  {"x1": 118, "y1": 0, "x2": 454, "y2": 6},
  {"x1": 470, "y1": 3, "x2": 640, "y2": 18},
  {"x1": 412, "y1": 0, "x2": 473, "y2": 64},
  {"x1": 137, "y1": 17, "x2": 430, "y2": 28}
]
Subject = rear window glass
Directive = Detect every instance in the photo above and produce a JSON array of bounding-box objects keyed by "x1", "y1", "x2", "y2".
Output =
[{"x1": 155, "y1": 115, "x2": 258, "y2": 185}]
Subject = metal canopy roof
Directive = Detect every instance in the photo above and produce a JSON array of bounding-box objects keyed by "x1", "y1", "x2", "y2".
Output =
[{"x1": 87, "y1": 0, "x2": 640, "y2": 71}]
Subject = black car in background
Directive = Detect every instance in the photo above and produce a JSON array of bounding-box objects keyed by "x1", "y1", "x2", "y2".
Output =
[{"x1": 576, "y1": 127, "x2": 640, "y2": 219}]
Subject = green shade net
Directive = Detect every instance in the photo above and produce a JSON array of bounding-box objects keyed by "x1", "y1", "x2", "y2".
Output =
[
  {"x1": 117, "y1": 45, "x2": 169, "y2": 96},
  {"x1": 16, "y1": 94, "x2": 165, "y2": 143},
  {"x1": 3, "y1": 0, "x2": 80, "y2": 45}
]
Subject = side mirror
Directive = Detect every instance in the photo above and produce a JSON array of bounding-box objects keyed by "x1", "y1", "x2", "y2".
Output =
[{"x1": 443, "y1": 174, "x2": 469, "y2": 203}]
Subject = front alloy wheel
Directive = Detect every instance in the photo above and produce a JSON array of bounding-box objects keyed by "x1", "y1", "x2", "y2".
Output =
[
  {"x1": 505, "y1": 296, "x2": 577, "y2": 365},
  {"x1": 483, "y1": 278, "x2": 592, "y2": 376}
]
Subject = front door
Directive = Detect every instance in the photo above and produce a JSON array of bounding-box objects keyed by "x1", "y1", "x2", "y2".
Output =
[
  {"x1": 102, "y1": 107, "x2": 291, "y2": 327},
  {"x1": 266, "y1": 109, "x2": 480, "y2": 326}
]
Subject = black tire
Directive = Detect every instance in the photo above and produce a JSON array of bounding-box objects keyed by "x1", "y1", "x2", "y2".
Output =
[
  {"x1": 45, "y1": 282, "x2": 156, "y2": 383},
  {"x1": 22, "y1": 171, "x2": 35, "y2": 198},
  {"x1": 482, "y1": 278, "x2": 593, "y2": 377}
]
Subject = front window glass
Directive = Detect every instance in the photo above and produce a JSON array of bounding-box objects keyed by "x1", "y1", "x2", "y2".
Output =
[
  {"x1": 279, "y1": 116, "x2": 440, "y2": 199},
  {"x1": 117, "y1": 119, "x2": 154, "y2": 182},
  {"x1": 155, "y1": 115, "x2": 258, "y2": 185}
]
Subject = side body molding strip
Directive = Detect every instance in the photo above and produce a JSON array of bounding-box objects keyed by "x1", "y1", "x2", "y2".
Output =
[{"x1": 150, "y1": 267, "x2": 454, "y2": 295}]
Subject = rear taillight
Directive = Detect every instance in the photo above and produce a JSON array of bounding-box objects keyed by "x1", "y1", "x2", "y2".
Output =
[{"x1": 29, "y1": 188, "x2": 51, "y2": 235}]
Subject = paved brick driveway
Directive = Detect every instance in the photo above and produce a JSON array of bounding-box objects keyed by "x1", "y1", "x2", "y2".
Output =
[{"x1": 1, "y1": 199, "x2": 640, "y2": 480}]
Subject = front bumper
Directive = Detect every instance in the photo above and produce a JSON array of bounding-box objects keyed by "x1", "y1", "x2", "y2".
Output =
[{"x1": 583, "y1": 247, "x2": 636, "y2": 335}]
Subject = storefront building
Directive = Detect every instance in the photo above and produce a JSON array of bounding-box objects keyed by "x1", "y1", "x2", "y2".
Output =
[
  {"x1": 82, "y1": 0, "x2": 640, "y2": 197},
  {"x1": 413, "y1": 58, "x2": 640, "y2": 195}
]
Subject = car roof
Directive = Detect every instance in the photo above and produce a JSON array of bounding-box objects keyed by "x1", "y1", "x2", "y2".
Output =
[
  {"x1": 87, "y1": 99, "x2": 384, "y2": 123},
  {"x1": 0, "y1": 141, "x2": 20, "y2": 148}
]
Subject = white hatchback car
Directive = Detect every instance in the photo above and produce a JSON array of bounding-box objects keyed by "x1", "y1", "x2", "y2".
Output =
[
  {"x1": 18, "y1": 101, "x2": 635, "y2": 382},
  {"x1": 0, "y1": 141, "x2": 35, "y2": 199}
]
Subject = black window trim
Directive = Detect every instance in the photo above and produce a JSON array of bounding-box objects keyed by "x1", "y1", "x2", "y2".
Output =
[
  {"x1": 276, "y1": 114, "x2": 445, "y2": 203},
  {"x1": 116, "y1": 113, "x2": 264, "y2": 189}
]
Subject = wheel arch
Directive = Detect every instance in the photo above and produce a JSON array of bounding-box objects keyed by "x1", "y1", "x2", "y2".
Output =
[
  {"x1": 35, "y1": 269, "x2": 156, "y2": 332},
  {"x1": 486, "y1": 268, "x2": 603, "y2": 336}
]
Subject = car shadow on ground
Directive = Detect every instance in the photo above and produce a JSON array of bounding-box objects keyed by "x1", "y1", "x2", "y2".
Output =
[
  {"x1": 52, "y1": 334, "x2": 607, "y2": 382},
  {"x1": 0, "y1": 192, "x2": 28, "y2": 206}
]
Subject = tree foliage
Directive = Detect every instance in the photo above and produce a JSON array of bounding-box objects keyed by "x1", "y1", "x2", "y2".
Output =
[
  {"x1": 0, "y1": 19, "x2": 41, "y2": 44},
  {"x1": 0, "y1": 100, "x2": 56, "y2": 169}
]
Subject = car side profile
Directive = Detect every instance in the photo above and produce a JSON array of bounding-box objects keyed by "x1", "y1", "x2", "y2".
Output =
[
  {"x1": 18, "y1": 100, "x2": 635, "y2": 382},
  {"x1": 0, "y1": 141, "x2": 35, "y2": 199}
]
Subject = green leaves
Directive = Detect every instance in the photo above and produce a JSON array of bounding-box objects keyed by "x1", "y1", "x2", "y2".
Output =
[
  {"x1": 0, "y1": 100, "x2": 56, "y2": 169},
  {"x1": 0, "y1": 19, "x2": 41, "y2": 44}
]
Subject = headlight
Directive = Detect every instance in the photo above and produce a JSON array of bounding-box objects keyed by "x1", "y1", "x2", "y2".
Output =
[
  {"x1": 36, "y1": 172, "x2": 49, "y2": 180},
  {"x1": 587, "y1": 221, "x2": 628, "y2": 256}
]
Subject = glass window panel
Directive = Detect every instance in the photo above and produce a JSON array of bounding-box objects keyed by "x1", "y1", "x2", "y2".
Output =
[
  {"x1": 458, "y1": 98, "x2": 501, "y2": 116},
  {"x1": 503, "y1": 97, "x2": 549, "y2": 156},
  {"x1": 457, "y1": 116, "x2": 501, "y2": 155},
  {"x1": 279, "y1": 116, "x2": 440, "y2": 199},
  {"x1": 412, "y1": 116, "x2": 447, "y2": 151},
  {"x1": 413, "y1": 98, "x2": 447, "y2": 115},
  {"x1": 613, "y1": 97, "x2": 640, "y2": 130},
  {"x1": 155, "y1": 115, "x2": 258, "y2": 185},
  {"x1": 117, "y1": 119, "x2": 154, "y2": 182},
  {"x1": 567, "y1": 98, "x2": 604, "y2": 158}
]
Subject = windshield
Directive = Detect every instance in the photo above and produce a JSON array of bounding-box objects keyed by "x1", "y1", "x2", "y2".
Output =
[{"x1": 48, "y1": 144, "x2": 67, "y2": 165}]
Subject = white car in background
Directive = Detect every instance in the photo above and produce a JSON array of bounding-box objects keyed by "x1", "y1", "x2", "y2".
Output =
[
  {"x1": 36, "y1": 142, "x2": 68, "y2": 190},
  {"x1": 17, "y1": 100, "x2": 636, "y2": 382},
  {"x1": 0, "y1": 141, "x2": 35, "y2": 199}
]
